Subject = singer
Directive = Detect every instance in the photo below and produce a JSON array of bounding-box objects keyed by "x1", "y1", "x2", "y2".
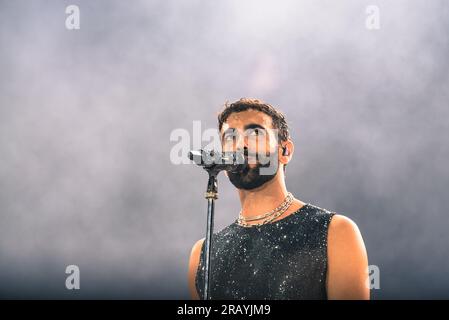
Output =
[{"x1": 187, "y1": 98, "x2": 369, "y2": 300}]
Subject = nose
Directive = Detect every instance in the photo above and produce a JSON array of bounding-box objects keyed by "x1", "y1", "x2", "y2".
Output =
[{"x1": 234, "y1": 131, "x2": 249, "y2": 151}]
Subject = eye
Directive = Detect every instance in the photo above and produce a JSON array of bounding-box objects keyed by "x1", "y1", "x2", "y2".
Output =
[
  {"x1": 223, "y1": 132, "x2": 236, "y2": 142},
  {"x1": 248, "y1": 128, "x2": 265, "y2": 137}
]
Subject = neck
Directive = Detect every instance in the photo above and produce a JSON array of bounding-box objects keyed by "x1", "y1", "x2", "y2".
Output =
[{"x1": 237, "y1": 169, "x2": 288, "y2": 218}]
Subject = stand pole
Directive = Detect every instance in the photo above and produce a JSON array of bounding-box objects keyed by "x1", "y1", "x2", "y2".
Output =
[{"x1": 203, "y1": 172, "x2": 218, "y2": 300}]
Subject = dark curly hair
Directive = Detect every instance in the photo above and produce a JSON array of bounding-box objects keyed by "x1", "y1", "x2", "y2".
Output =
[{"x1": 217, "y1": 98, "x2": 290, "y2": 143}]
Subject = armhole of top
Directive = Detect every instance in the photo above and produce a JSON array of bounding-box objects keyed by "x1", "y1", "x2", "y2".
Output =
[{"x1": 324, "y1": 212, "x2": 336, "y2": 298}]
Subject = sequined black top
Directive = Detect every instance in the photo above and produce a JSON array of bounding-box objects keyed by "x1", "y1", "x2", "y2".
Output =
[{"x1": 195, "y1": 203, "x2": 336, "y2": 300}]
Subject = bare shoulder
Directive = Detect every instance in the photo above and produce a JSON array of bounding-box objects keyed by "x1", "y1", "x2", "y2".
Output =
[
  {"x1": 326, "y1": 214, "x2": 369, "y2": 299},
  {"x1": 187, "y1": 238, "x2": 205, "y2": 300},
  {"x1": 327, "y1": 214, "x2": 366, "y2": 260},
  {"x1": 328, "y1": 214, "x2": 362, "y2": 240},
  {"x1": 191, "y1": 238, "x2": 205, "y2": 253},
  {"x1": 189, "y1": 238, "x2": 205, "y2": 270}
]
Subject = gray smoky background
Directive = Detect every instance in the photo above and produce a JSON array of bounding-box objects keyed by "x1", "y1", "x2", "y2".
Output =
[{"x1": 0, "y1": 0, "x2": 448, "y2": 299}]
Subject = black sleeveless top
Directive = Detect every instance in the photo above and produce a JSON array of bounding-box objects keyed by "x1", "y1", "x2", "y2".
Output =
[{"x1": 195, "y1": 203, "x2": 336, "y2": 300}]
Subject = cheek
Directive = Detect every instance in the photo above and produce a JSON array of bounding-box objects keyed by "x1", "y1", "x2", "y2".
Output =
[
  {"x1": 222, "y1": 140, "x2": 235, "y2": 151},
  {"x1": 247, "y1": 136, "x2": 273, "y2": 152},
  {"x1": 263, "y1": 136, "x2": 277, "y2": 154}
]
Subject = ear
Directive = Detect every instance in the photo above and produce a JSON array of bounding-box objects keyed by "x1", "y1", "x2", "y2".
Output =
[{"x1": 279, "y1": 139, "x2": 294, "y2": 165}]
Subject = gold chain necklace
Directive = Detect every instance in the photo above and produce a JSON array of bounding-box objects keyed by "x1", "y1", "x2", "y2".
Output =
[
  {"x1": 237, "y1": 192, "x2": 294, "y2": 227},
  {"x1": 239, "y1": 192, "x2": 293, "y2": 222}
]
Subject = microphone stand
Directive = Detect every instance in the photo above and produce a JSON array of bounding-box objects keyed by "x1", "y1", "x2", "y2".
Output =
[
  {"x1": 188, "y1": 149, "x2": 245, "y2": 300},
  {"x1": 202, "y1": 166, "x2": 220, "y2": 300}
]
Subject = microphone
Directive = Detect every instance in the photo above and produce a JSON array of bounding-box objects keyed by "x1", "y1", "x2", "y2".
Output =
[{"x1": 188, "y1": 149, "x2": 247, "y2": 173}]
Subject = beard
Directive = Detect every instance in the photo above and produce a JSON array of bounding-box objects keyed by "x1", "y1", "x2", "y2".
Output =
[{"x1": 226, "y1": 150, "x2": 279, "y2": 190}]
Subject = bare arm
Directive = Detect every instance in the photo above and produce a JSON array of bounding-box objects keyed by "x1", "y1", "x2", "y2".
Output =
[
  {"x1": 187, "y1": 238, "x2": 205, "y2": 300},
  {"x1": 326, "y1": 214, "x2": 370, "y2": 300}
]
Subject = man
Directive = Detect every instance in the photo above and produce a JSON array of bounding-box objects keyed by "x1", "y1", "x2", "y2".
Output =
[{"x1": 188, "y1": 98, "x2": 369, "y2": 300}]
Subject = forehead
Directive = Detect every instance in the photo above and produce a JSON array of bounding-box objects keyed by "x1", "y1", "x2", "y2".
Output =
[{"x1": 221, "y1": 109, "x2": 273, "y2": 131}]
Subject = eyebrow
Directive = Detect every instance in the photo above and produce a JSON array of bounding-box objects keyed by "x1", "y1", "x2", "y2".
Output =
[{"x1": 244, "y1": 123, "x2": 266, "y2": 131}]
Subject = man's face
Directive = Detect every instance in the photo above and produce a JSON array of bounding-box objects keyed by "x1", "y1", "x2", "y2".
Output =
[{"x1": 220, "y1": 109, "x2": 281, "y2": 190}]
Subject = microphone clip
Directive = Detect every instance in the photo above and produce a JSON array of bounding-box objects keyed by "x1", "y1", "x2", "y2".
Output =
[{"x1": 188, "y1": 149, "x2": 246, "y2": 175}]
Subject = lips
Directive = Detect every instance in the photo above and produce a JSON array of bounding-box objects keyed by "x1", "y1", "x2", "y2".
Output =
[
  {"x1": 240, "y1": 163, "x2": 251, "y2": 175},
  {"x1": 244, "y1": 155, "x2": 257, "y2": 164}
]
